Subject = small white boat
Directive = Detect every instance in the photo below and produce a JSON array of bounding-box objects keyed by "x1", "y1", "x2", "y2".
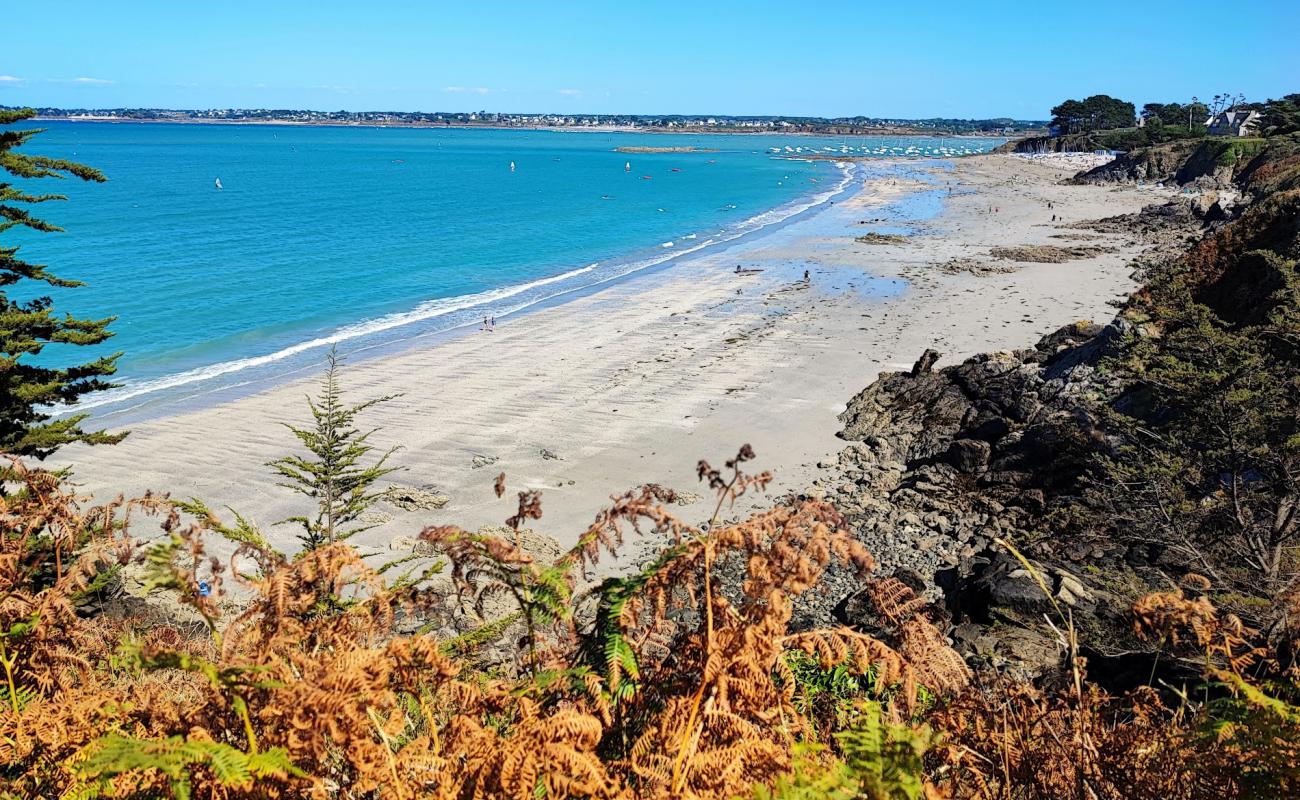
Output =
[
  {"x1": 214, "y1": 177, "x2": 223, "y2": 190},
  {"x1": 510, "y1": 161, "x2": 516, "y2": 172},
  {"x1": 624, "y1": 161, "x2": 631, "y2": 172}
]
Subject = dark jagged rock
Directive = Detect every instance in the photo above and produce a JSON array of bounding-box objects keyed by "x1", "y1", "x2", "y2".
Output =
[
  {"x1": 911, "y1": 348, "x2": 941, "y2": 375},
  {"x1": 804, "y1": 318, "x2": 1154, "y2": 678},
  {"x1": 944, "y1": 439, "x2": 991, "y2": 473},
  {"x1": 992, "y1": 134, "x2": 1102, "y2": 154}
]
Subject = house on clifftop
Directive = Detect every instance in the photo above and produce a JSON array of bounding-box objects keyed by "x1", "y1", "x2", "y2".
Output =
[{"x1": 1206, "y1": 109, "x2": 1261, "y2": 137}]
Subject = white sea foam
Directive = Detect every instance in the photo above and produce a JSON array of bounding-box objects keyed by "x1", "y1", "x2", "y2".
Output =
[
  {"x1": 72, "y1": 262, "x2": 597, "y2": 411},
  {"x1": 69, "y1": 163, "x2": 859, "y2": 414}
]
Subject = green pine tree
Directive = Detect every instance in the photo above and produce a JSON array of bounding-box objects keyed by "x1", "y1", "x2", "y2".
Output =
[
  {"x1": 1, "y1": 107, "x2": 123, "y2": 458},
  {"x1": 268, "y1": 348, "x2": 400, "y2": 551}
]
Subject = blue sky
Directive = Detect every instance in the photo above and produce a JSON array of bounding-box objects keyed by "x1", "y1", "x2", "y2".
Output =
[{"x1": 3, "y1": 1, "x2": 1296, "y2": 119}]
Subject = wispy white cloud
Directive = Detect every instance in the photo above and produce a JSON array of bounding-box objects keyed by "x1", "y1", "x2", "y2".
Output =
[
  {"x1": 312, "y1": 84, "x2": 355, "y2": 93},
  {"x1": 68, "y1": 77, "x2": 113, "y2": 85},
  {"x1": 0, "y1": 75, "x2": 23, "y2": 84},
  {"x1": 556, "y1": 88, "x2": 583, "y2": 97},
  {"x1": 443, "y1": 86, "x2": 491, "y2": 95}
]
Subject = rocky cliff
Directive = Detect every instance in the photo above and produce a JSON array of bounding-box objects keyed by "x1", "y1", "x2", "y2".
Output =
[
  {"x1": 1073, "y1": 136, "x2": 1273, "y2": 189},
  {"x1": 809, "y1": 133, "x2": 1300, "y2": 685}
]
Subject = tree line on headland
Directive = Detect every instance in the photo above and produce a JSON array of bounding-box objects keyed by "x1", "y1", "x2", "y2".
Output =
[
  {"x1": 1048, "y1": 91, "x2": 1300, "y2": 144},
  {"x1": 4, "y1": 102, "x2": 1300, "y2": 797}
]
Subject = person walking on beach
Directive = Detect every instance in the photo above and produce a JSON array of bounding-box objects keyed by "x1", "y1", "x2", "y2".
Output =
[
  {"x1": 489, "y1": 316, "x2": 496, "y2": 331},
  {"x1": 803, "y1": 269, "x2": 810, "y2": 283},
  {"x1": 482, "y1": 316, "x2": 489, "y2": 331}
]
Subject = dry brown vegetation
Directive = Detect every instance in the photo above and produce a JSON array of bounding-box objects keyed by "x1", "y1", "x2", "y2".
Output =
[{"x1": 2, "y1": 446, "x2": 1298, "y2": 799}]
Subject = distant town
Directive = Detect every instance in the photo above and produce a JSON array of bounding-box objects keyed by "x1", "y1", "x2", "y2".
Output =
[{"x1": 10, "y1": 105, "x2": 1046, "y2": 135}]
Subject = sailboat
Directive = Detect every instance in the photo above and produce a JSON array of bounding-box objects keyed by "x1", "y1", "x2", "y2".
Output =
[
  {"x1": 624, "y1": 161, "x2": 631, "y2": 172},
  {"x1": 214, "y1": 177, "x2": 223, "y2": 190},
  {"x1": 510, "y1": 161, "x2": 516, "y2": 172}
]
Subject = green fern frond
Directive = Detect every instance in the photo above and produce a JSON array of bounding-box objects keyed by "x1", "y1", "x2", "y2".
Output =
[
  {"x1": 0, "y1": 681, "x2": 37, "y2": 711},
  {"x1": 438, "y1": 611, "x2": 522, "y2": 656},
  {"x1": 76, "y1": 734, "x2": 303, "y2": 799}
]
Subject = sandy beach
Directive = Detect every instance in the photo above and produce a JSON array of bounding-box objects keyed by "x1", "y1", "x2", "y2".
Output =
[{"x1": 55, "y1": 154, "x2": 1168, "y2": 560}]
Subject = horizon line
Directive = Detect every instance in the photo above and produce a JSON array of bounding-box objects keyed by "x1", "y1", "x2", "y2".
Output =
[{"x1": 4, "y1": 103, "x2": 1049, "y2": 124}]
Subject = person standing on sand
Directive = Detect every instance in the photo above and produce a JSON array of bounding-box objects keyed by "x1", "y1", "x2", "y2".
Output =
[
  {"x1": 803, "y1": 269, "x2": 810, "y2": 283},
  {"x1": 489, "y1": 316, "x2": 496, "y2": 332}
]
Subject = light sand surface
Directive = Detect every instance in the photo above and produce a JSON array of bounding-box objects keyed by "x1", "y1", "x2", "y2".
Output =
[{"x1": 55, "y1": 155, "x2": 1171, "y2": 562}]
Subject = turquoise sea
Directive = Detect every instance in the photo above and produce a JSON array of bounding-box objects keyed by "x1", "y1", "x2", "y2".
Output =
[{"x1": 11, "y1": 122, "x2": 1003, "y2": 416}]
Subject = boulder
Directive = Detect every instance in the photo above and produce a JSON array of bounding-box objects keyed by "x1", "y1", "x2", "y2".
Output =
[{"x1": 945, "y1": 439, "x2": 991, "y2": 473}]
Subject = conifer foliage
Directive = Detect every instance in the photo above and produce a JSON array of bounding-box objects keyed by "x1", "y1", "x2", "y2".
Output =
[
  {"x1": 0, "y1": 108, "x2": 121, "y2": 458},
  {"x1": 268, "y1": 348, "x2": 399, "y2": 550}
]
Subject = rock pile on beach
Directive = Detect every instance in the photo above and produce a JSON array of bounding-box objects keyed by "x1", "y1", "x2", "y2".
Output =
[
  {"x1": 937, "y1": 258, "x2": 1017, "y2": 276},
  {"x1": 854, "y1": 232, "x2": 909, "y2": 245},
  {"x1": 988, "y1": 244, "x2": 1109, "y2": 263},
  {"x1": 1070, "y1": 196, "x2": 1219, "y2": 275},
  {"x1": 384, "y1": 484, "x2": 451, "y2": 511}
]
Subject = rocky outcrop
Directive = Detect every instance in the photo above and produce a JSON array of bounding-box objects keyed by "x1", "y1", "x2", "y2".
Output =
[
  {"x1": 1069, "y1": 196, "x2": 1222, "y2": 281},
  {"x1": 1074, "y1": 137, "x2": 1270, "y2": 190},
  {"x1": 802, "y1": 133, "x2": 1300, "y2": 683},
  {"x1": 992, "y1": 134, "x2": 1100, "y2": 154},
  {"x1": 1074, "y1": 139, "x2": 1206, "y2": 185},
  {"x1": 790, "y1": 320, "x2": 1172, "y2": 682}
]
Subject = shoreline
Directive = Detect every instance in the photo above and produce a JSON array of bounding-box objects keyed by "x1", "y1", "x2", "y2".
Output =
[
  {"x1": 66, "y1": 160, "x2": 860, "y2": 426},
  {"x1": 54, "y1": 154, "x2": 1170, "y2": 563}
]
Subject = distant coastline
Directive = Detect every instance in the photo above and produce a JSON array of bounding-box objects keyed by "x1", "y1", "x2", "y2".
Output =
[
  {"x1": 30, "y1": 116, "x2": 1025, "y2": 139},
  {"x1": 16, "y1": 104, "x2": 1044, "y2": 138}
]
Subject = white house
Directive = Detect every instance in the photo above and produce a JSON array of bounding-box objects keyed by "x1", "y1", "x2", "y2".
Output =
[{"x1": 1206, "y1": 109, "x2": 1262, "y2": 137}]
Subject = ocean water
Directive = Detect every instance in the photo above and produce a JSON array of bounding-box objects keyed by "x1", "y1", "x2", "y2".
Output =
[{"x1": 10, "y1": 122, "x2": 1002, "y2": 417}]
